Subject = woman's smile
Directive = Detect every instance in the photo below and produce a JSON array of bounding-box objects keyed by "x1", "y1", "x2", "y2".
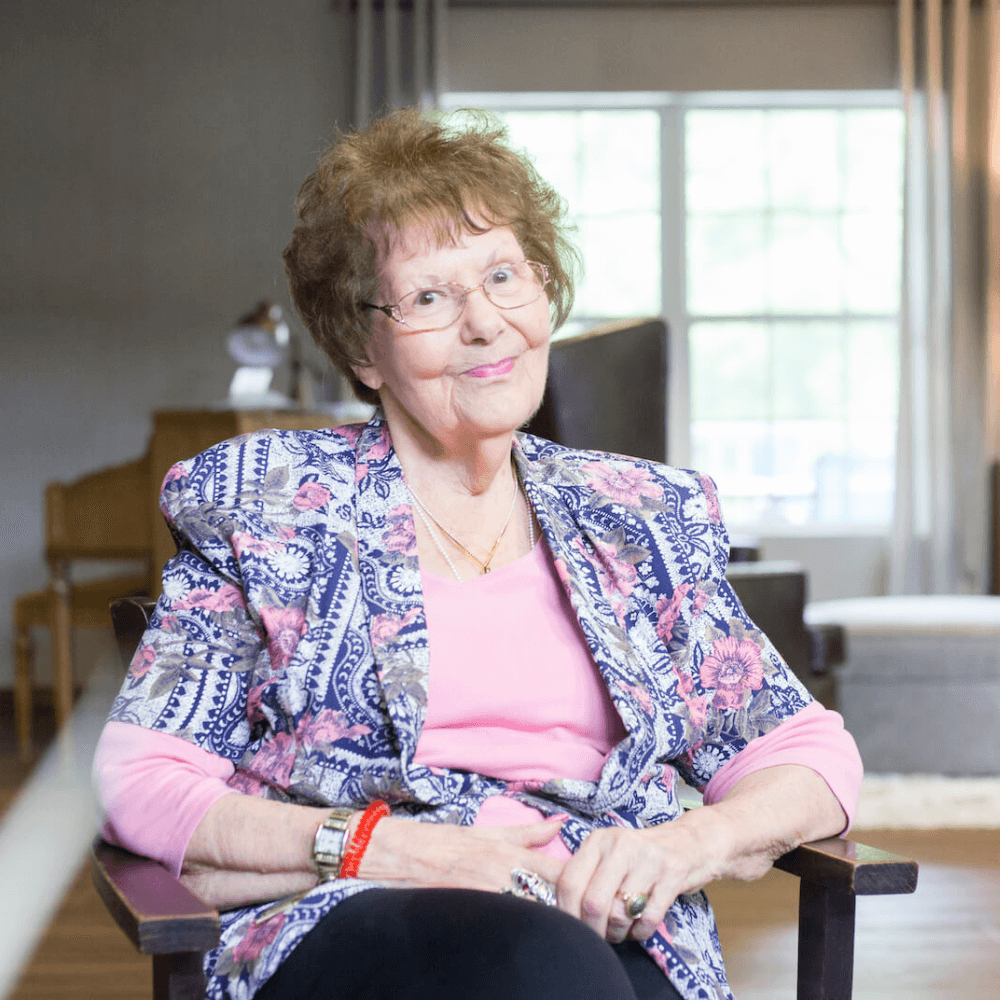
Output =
[{"x1": 465, "y1": 356, "x2": 516, "y2": 378}]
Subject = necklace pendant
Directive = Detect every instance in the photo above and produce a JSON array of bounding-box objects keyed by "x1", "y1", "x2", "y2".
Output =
[{"x1": 482, "y1": 565, "x2": 491, "y2": 574}]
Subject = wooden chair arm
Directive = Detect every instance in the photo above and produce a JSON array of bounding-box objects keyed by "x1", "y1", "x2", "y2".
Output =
[
  {"x1": 774, "y1": 836, "x2": 918, "y2": 895},
  {"x1": 91, "y1": 837, "x2": 220, "y2": 955}
]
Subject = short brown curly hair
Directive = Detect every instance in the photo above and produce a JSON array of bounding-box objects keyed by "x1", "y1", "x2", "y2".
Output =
[{"x1": 282, "y1": 107, "x2": 580, "y2": 405}]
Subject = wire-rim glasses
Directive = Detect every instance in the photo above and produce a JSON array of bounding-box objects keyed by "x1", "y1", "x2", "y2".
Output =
[{"x1": 360, "y1": 261, "x2": 549, "y2": 332}]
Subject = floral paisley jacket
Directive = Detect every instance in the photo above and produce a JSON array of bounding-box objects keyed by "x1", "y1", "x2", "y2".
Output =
[{"x1": 108, "y1": 412, "x2": 812, "y2": 1000}]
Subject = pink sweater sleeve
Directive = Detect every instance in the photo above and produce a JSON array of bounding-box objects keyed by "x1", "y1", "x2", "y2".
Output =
[
  {"x1": 701, "y1": 701, "x2": 863, "y2": 833},
  {"x1": 93, "y1": 720, "x2": 238, "y2": 877}
]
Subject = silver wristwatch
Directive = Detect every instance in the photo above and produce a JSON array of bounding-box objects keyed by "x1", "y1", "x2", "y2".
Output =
[{"x1": 312, "y1": 808, "x2": 356, "y2": 881}]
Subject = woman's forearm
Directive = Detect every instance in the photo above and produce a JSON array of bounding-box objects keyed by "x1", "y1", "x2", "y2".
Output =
[
  {"x1": 183, "y1": 794, "x2": 350, "y2": 875},
  {"x1": 681, "y1": 763, "x2": 847, "y2": 883},
  {"x1": 182, "y1": 794, "x2": 567, "y2": 910}
]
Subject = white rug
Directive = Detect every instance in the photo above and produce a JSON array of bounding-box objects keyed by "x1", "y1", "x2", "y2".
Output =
[{"x1": 853, "y1": 773, "x2": 1000, "y2": 829}]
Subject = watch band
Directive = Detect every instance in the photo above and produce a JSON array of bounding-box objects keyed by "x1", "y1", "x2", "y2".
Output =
[{"x1": 312, "y1": 807, "x2": 356, "y2": 881}]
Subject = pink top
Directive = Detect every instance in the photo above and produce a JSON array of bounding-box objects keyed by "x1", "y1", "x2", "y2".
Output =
[
  {"x1": 94, "y1": 541, "x2": 861, "y2": 877},
  {"x1": 414, "y1": 541, "x2": 627, "y2": 860}
]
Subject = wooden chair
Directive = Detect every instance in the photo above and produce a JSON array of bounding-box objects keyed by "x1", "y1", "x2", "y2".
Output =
[
  {"x1": 94, "y1": 596, "x2": 918, "y2": 1000},
  {"x1": 13, "y1": 456, "x2": 152, "y2": 760}
]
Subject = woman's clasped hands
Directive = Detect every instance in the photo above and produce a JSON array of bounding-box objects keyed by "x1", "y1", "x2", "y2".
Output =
[{"x1": 361, "y1": 808, "x2": 733, "y2": 946}]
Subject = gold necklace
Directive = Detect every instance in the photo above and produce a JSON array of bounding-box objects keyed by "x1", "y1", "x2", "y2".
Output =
[{"x1": 407, "y1": 464, "x2": 520, "y2": 576}]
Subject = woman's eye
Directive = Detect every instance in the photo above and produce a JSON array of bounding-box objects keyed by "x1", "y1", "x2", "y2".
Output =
[
  {"x1": 488, "y1": 267, "x2": 515, "y2": 286},
  {"x1": 413, "y1": 288, "x2": 444, "y2": 308}
]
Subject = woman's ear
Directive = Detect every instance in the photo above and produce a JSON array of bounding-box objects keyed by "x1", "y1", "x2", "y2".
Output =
[{"x1": 351, "y1": 359, "x2": 384, "y2": 393}]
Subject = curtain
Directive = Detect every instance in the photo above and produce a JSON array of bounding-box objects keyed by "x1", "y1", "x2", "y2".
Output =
[
  {"x1": 890, "y1": 0, "x2": 995, "y2": 594},
  {"x1": 353, "y1": 0, "x2": 449, "y2": 125}
]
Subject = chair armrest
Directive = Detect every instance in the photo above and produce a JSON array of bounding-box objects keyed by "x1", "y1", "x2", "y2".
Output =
[
  {"x1": 91, "y1": 837, "x2": 220, "y2": 954},
  {"x1": 774, "y1": 836, "x2": 918, "y2": 895},
  {"x1": 808, "y1": 622, "x2": 845, "y2": 675}
]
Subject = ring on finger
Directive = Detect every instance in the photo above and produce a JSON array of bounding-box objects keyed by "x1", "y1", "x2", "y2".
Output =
[{"x1": 618, "y1": 891, "x2": 649, "y2": 920}]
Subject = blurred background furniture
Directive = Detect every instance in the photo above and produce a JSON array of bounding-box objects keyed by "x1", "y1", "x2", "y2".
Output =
[
  {"x1": 96, "y1": 595, "x2": 917, "y2": 1000},
  {"x1": 524, "y1": 317, "x2": 667, "y2": 463},
  {"x1": 806, "y1": 595, "x2": 1000, "y2": 774},
  {"x1": 12, "y1": 456, "x2": 153, "y2": 761}
]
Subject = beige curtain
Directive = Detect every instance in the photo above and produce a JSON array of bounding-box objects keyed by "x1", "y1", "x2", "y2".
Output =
[
  {"x1": 891, "y1": 0, "x2": 996, "y2": 594},
  {"x1": 354, "y1": 0, "x2": 448, "y2": 126}
]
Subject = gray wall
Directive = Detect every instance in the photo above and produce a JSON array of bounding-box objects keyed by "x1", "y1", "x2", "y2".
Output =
[
  {"x1": 1, "y1": 0, "x2": 352, "y2": 688},
  {"x1": 448, "y1": 4, "x2": 897, "y2": 92},
  {"x1": 1, "y1": 2, "x2": 904, "y2": 691}
]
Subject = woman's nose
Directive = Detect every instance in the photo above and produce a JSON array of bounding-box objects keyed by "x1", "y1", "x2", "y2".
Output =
[{"x1": 459, "y1": 285, "x2": 504, "y2": 343}]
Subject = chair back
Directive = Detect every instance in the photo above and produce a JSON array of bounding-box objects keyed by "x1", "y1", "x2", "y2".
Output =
[
  {"x1": 524, "y1": 318, "x2": 668, "y2": 463},
  {"x1": 45, "y1": 454, "x2": 153, "y2": 563}
]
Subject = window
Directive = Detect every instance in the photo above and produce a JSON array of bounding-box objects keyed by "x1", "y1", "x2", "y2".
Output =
[
  {"x1": 443, "y1": 93, "x2": 905, "y2": 532},
  {"x1": 499, "y1": 110, "x2": 661, "y2": 320}
]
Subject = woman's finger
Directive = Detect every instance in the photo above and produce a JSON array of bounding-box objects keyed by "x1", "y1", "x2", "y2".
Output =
[
  {"x1": 555, "y1": 829, "x2": 623, "y2": 932},
  {"x1": 504, "y1": 816, "x2": 567, "y2": 848},
  {"x1": 627, "y1": 878, "x2": 678, "y2": 943}
]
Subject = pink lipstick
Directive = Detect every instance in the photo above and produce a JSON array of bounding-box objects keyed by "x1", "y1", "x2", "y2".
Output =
[{"x1": 466, "y1": 357, "x2": 515, "y2": 378}]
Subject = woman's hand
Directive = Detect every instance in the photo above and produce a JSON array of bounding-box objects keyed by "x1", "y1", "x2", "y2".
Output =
[
  {"x1": 555, "y1": 810, "x2": 730, "y2": 943},
  {"x1": 357, "y1": 815, "x2": 566, "y2": 893},
  {"x1": 557, "y1": 764, "x2": 848, "y2": 943}
]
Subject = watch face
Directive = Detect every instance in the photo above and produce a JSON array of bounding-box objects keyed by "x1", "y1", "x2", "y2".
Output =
[{"x1": 315, "y1": 825, "x2": 346, "y2": 860}]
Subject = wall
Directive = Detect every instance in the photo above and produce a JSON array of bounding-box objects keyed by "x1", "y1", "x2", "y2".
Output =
[
  {"x1": 447, "y1": 4, "x2": 897, "y2": 92},
  {"x1": 0, "y1": 0, "x2": 353, "y2": 688}
]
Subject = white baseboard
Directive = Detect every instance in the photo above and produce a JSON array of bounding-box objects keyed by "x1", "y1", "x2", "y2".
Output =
[{"x1": 852, "y1": 774, "x2": 1000, "y2": 829}]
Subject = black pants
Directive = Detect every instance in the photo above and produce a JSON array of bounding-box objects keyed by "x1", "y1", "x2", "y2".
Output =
[{"x1": 256, "y1": 888, "x2": 683, "y2": 1000}]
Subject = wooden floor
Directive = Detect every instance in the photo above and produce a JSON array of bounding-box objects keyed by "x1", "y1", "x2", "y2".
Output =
[{"x1": 2, "y1": 704, "x2": 998, "y2": 999}]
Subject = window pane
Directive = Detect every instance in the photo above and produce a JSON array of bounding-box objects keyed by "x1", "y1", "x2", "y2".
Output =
[
  {"x1": 498, "y1": 109, "x2": 661, "y2": 318},
  {"x1": 689, "y1": 321, "x2": 768, "y2": 421},
  {"x1": 686, "y1": 111, "x2": 766, "y2": 211},
  {"x1": 577, "y1": 112, "x2": 660, "y2": 214},
  {"x1": 844, "y1": 110, "x2": 906, "y2": 211},
  {"x1": 687, "y1": 214, "x2": 767, "y2": 314},
  {"x1": 842, "y1": 212, "x2": 902, "y2": 313},
  {"x1": 771, "y1": 321, "x2": 844, "y2": 420},
  {"x1": 768, "y1": 215, "x2": 843, "y2": 313},
  {"x1": 768, "y1": 111, "x2": 840, "y2": 211},
  {"x1": 575, "y1": 212, "x2": 661, "y2": 316}
]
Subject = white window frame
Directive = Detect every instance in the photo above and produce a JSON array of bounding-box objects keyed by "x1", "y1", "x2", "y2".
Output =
[{"x1": 443, "y1": 90, "x2": 904, "y2": 536}]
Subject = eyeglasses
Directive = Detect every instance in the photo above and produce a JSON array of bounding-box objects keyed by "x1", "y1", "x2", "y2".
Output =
[{"x1": 360, "y1": 261, "x2": 549, "y2": 332}]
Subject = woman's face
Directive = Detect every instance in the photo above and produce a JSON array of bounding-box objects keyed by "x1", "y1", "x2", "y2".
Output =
[{"x1": 355, "y1": 222, "x2": 551, "y2": 450}]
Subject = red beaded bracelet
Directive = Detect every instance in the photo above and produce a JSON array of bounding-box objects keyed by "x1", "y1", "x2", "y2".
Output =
[{"x1": 339, "y1": 800, "x2": 390, "y2": 878}]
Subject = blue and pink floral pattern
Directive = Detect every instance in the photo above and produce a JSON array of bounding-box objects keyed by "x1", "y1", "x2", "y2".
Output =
[{"x1": 108, "y1": 412, "x2": 811, "y2": 1000}]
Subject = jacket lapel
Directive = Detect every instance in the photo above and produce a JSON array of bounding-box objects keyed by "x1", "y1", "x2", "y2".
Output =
[
  {"x1": 514, "y1": 444, "x2": 660, "y2": 808},
  {"x1": 351, "y1": 416, "x2": 431, "y2": 778}
]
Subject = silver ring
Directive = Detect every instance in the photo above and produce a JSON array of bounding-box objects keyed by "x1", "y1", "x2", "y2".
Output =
[
  {"x1": 619, "y1": 891, "x2": 649, "y2": 920},
  {"x1": 499, "y1": 868, "x2": 557, "y2": 907}
]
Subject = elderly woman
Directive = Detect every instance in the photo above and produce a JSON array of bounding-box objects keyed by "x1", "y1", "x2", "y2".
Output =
[{"x1": 95, "y1": 109, "x2": 861, "y2": 1000}]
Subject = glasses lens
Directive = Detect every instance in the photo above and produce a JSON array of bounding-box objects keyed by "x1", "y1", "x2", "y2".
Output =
[
  {"x1": 483, "y1": 261, "x2": 546, "y2": 309},
  {"x1": 397, "y1": 286, "x2": 463, "y2": 330},
  {"x1": 395, "y1": 263, "x2": 547, "y2": 330}
]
